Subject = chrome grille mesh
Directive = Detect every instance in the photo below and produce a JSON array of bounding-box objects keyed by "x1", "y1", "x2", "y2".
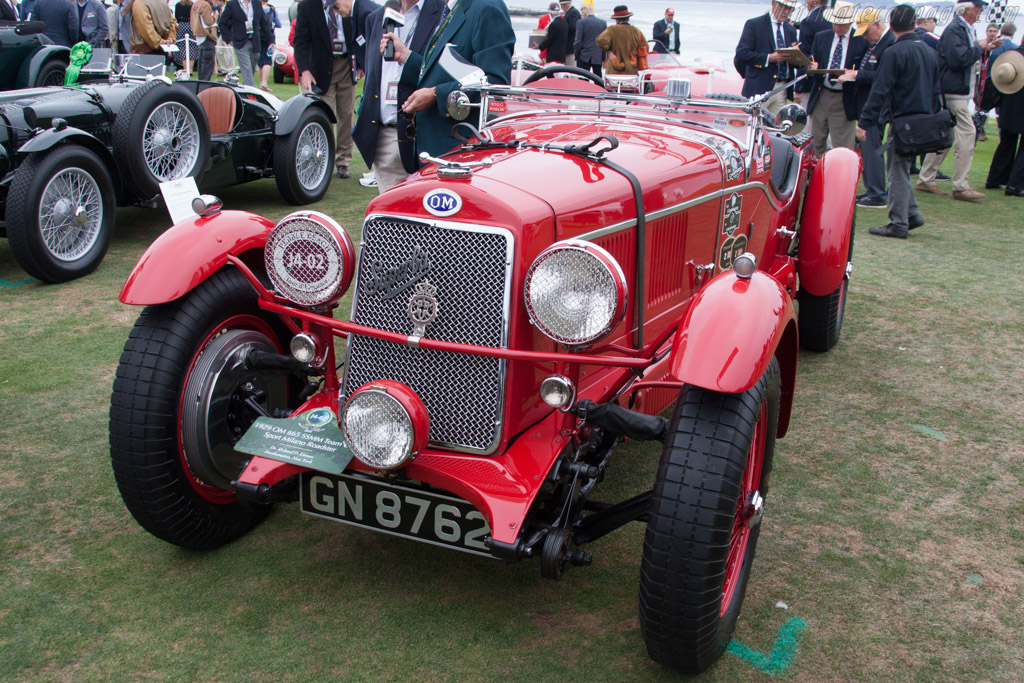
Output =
[{"x1": 344, "y1": 217, "x2": 512, "y2": 453}]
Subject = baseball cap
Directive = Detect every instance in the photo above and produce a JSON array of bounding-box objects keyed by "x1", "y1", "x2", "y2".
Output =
[{"x1": 854, "y1": 7, "x2": 885, "y2": 36}]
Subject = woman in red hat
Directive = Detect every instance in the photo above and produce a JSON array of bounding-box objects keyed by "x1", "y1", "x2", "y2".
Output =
[{"x1": 596, "y1": 5, "x2": 648, "y2": 74}]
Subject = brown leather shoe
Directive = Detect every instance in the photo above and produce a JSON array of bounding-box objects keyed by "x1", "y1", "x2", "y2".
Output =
[
  {"x1": 952, "y1": 188, "x2": 984, "y2": 201},
  {"x1": 916, "y1": 182, "x2": 947, "y2": 195}
]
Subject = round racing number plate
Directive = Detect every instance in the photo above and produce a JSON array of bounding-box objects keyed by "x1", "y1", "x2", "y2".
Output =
[{"x1": 265, "y1": 212, "x2": 354, "y2": 307}]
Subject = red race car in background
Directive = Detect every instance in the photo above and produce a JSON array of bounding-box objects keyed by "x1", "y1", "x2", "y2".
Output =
[{"x1": 110, "y1": 52, "x2": 856, "y2": 673}]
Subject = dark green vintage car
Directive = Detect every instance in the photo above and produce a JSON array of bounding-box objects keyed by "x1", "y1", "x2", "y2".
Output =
[
  {"x1": 0, "y1": 21, "x2": 70, "y2": 91},
  {"x1": 0, "y1": 69, "x2": 336, "y2": 283}
]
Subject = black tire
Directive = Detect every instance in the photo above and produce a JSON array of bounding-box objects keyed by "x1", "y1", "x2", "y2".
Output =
[
  {"x1": 112, "y1": 79, "x2": 210, "y2": 200},
  {"x1": 273, "y1": 65, "x2": 285, "y2": 83},
  {"x1": 109, "y1": 268, "x2": 297, "y2": 550},
  {"x1": 35, "y1": 57, "x2": 67, "y2": 87},
  {"x1": 273, "y1": 106, "x2": 334, "y2": 205},
  {"x1": 639, "y1": 358, "x2": 781, "y2": 673},
  {"x1": 6, "y1": 144, "x2": 115, "y2": 283},
  {"x1": 798, "y1": 220, "x2": 854, "y2": 352}
]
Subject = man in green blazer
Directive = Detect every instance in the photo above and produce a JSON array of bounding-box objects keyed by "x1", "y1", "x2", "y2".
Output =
[{"x1": 385, "y1": 0, "x2": 514, "y2": 162}]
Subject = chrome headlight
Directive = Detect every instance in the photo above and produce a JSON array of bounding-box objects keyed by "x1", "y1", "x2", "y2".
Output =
[
  {"x1": 342, "y1": 381, "x2": 429, "y2": 470},
  {"x1": 524, "y1": 240, "x2": 628, "y2": 347},
  {"x1": 265, "y1": 211, "x2": 355, "y2": 307}
]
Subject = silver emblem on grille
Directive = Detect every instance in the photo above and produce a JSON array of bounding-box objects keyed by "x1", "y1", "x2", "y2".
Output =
[{"x1": 407, "y1": 280, "x2": 438, "y2": 337}]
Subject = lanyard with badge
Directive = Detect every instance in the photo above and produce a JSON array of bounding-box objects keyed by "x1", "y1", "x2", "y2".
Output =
[{"x1": 422, "y1": 0, "x2": 460, "y2": 78}]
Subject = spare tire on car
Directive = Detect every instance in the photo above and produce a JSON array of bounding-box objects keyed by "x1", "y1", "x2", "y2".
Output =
[{"x1": 113, "y1": 79, "x2": 210, "y2": 200}]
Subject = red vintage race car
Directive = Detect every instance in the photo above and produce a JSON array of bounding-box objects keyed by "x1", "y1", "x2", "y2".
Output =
[{"x1": 109, "y1": 66, "x2": 857, "y2": 673}]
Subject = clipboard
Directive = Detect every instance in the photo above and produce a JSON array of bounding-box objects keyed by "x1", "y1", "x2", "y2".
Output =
[
  {"x1": 807, "y1": 68, "x2": 846, "y2": 75},
  {"x1": 776, "y1": 47, "x2": 811, "y2": 67}
]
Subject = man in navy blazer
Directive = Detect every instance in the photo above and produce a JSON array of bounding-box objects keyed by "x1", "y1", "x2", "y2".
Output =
[
  {"x1": 294, "y1": 0, "x2": 373, "y2": 179},
  {"x1": 850, "y1": 8, "x2": 896, "y2": 208},
  {"x1": 805, "y1": 1, "x2": 867, "y2": 157},
  {"x1": 387, "y1": 0, "x2": 514, "y2": 162},
  {"x1": 574, "y1": 3, "x2": 606, "y2": 77},
  {"x1": 30, "y1": 0, "x2": 78, "y2": 47},
  {"x1": 218, "y1": 0, "x2": 274, "y2": 86},
  {"x1": 353, "y1": 0, "x2": 443, "y2": 191},
  {"x1": 795, "y1": 0, "x2": 829, "y2": 109},
  {"x1": 735, "y1": 0, "x2": 800, "y2": 114}
]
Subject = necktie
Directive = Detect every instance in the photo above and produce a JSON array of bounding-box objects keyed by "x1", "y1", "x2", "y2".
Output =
[
  {"x1": 328, "y1": 11, "x2": 338, "y2": 43},
  {"x1": 775, "y1": 22, "x2": 788, "y2": 81},
  {"x1": 829, "y1": 35, "x2": 844, "y2": 70},
  {"x1": 439, "y1": 2, "x2": 450, "y2": 25},
  {"x1": 860, "y1": 41, "x2": 877, "y2": 69}
]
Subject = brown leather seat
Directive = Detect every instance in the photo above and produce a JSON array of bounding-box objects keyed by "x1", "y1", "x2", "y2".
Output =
[{"x1": 197, "y1": 86, "x2": 238, "y2": 135}]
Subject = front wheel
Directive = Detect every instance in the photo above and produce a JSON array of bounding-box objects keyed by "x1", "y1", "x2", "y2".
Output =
[
  {"x1": 6, "y1": 144, "x2": 115, "y2": 283},
  {"x1": 109, "y1": 268, "x2": 297, "y2": 550},
  {"x1": 273, "y1": 107, "x2": 335, "y2": 205},
  {"x1": 35, "y1": 57, "x2": 67, "y2": 87},
  {"x1": 639, "y1": 358, "x2": 780, "y2": 673}
]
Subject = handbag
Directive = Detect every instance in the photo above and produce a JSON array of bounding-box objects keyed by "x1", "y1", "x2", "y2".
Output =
[{"x1": 890, "y1": 106, "x2": 953, "y2": 157}]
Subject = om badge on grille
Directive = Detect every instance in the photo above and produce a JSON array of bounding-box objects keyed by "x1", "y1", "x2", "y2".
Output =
[{"x1": 408, "y1": 280, "x2": 438, "y2": 337}]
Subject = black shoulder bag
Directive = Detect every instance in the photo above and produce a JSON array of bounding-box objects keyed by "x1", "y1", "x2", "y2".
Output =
[{"x1": 890, "y1": 93, "x2": 954, "y2": 157}]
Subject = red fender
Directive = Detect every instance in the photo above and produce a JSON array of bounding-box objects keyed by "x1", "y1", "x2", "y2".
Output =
[
  {"x1": 669, "y1": 270, "x2": 797, "y2": 436},
  {"x1": 120, "y1": 210, "x2": 276, "y2": 305},
  {"x1": 798, "y1": 147, "x2": 860, "y2": 296}
]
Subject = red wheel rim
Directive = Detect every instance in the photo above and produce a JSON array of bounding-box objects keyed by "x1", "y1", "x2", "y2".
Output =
[
  {"x1": 720, "y1": 401, "x2": 767, "y2": 617},
  {"x1": 177, "y1": 314, "x2": 281, "y2": 505}
]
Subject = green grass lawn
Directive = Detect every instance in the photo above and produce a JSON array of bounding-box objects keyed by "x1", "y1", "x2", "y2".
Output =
[{"x1": 0, "y1": 112, "x2": 1022, "y2": 681}]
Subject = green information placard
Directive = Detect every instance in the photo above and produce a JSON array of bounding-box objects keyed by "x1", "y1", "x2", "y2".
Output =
[{"x1": 234, "y1": 408, "x2": 353, "y2": 474}]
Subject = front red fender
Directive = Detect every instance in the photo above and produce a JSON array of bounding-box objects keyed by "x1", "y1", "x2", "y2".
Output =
[
  {"x1": 798, "y1": 147, "x2": 859, "y2": 296},
  {"x1": 669, "y1": 271, "x2": 797, "y2": 432},
  {"x1": 120, "y1": 210, "x2": 277, "y2": 305}
]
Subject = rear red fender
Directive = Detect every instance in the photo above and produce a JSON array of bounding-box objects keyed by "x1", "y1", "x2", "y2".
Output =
[
  {"x1": 669, "y1": 270, "x2": 797, "y2": 436},
  {"x1": 798, "y1": 147, "x2": 860, "y2": 296},
  {"x1": 120, "y1": 210, "x2": 277, "y2": 305}
]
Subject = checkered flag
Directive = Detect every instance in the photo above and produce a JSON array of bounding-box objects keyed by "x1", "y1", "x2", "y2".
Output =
[{"x1": 988, "y1": 0, "x2": 1013, "y2": 25}]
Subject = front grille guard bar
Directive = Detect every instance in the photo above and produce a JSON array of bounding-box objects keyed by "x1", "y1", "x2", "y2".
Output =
[{"x1": 227, "y1": 254, "x2": 654, "y2": 371}]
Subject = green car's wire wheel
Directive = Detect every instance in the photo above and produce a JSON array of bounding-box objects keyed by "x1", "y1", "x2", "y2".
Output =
[{"x1": 113, "y1": 79, "x2": 210, "y2": 200}]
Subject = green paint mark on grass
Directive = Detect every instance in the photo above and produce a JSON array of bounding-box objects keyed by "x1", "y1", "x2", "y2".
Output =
[
  {"x1": 912, "y1": 424, "x2": 948, "y2": 441},
  {"x1": 727, "y1": 617, "x2": 807, "y2": 675},
  {"x1": 0, "y1": 278, "x2": 35, "y2": 288},
  {"x1": 965, "y1": 573, "x2": 983, "y2": 587}
]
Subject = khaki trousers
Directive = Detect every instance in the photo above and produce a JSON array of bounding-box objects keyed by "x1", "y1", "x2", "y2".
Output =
[
  {"x1": 372, "y1": 125, "x2": 408, "y2": 193},
  {"x1": 920, "y1": 97, "x2": 974, "y2": 192},
  {"x1": 324, "y1": 55, "x2": 355, "y2": 169},
  {"x1": 811, "y1": 89, "x2": 856, "y2": 158},
  {"x1": 764, "y1": 89, "x2": 788, "y2": 116}
]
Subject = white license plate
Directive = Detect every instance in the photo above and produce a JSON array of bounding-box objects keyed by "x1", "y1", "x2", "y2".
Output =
[{"x1": 300, "y1": 472, "x2": 494, "y2": 557}]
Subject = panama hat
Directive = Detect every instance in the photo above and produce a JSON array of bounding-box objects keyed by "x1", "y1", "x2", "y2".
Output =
[
  {"x1": 991, "y1": 49, "x2": 1024, "y2": 95},
  {"x1": 854, "y1": 7, "x2": 885, "y2": 36},
  {"x1": 824, "y1": 1, "x2": 856, "y2": 25},
  {"x1": 773, "y1": 0, "x2": 799, "y2": 8}
]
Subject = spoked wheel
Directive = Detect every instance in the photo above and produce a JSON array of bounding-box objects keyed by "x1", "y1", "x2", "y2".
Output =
[
  {"x1": 36, "y1": 58, "x2": 67, "y2": 87},
  {"x1": 639, "y1": 358, "x2": 781, "y2": 673},
  {"x1": 113, "y1": 79, "x2": 210, "y2": 199},
  {"x1": 6, "y1": 144, "x2": 115, "y2": 283},
  {"x1": 109, "y1": 268, "x2": 297, "y2": 549},
  {"x1": 273, "y1": 107, "x2": 334, "y2": 205},
  {"x1": 798, "y1": 219, "x2": 854, "y2": 352}
]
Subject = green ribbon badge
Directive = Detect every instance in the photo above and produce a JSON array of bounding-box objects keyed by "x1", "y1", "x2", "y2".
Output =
[{"x1": 65, "y1": 42, "x2": 93, "y2": 86}]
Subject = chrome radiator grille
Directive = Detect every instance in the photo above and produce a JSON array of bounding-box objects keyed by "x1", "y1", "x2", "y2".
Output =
[{"x1": 343, "y1": 216, "x2": 513, "y2": 453}]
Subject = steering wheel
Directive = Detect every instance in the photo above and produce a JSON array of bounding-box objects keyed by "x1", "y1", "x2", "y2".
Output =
[{"x1": 522, "y1": 64, "x2": 606, "y2": 88}]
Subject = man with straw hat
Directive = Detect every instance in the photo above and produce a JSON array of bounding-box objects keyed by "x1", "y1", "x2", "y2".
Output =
[
  {"x1": 985, "y1": 49, "x2": 1024, "y2": 195},
  {"x1": 735, "y1": 0, "x2": 800, "y2": 114},
  {"x1": 805, "y1": 1, "x2": 867, "y2": 158},
  {"x1": 857, "y1": 4, "x2": 942, "y2": 239},
  {"x1": 850, "y1": 6, "x2": 895, "y2": 209}
]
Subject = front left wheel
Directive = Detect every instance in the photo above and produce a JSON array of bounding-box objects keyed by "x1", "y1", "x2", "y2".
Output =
[
  {"x1": 639, "y1": 358, "x2": 781, "y2": 673},
  {"x1": 273, "y1": 106, "x2": 334, "y2": 205},
  {"x1": 6, "y1": 144, "x2": 115, "y2": 283},
  {"x1": 109, "y1": 268, "x2": 297, "y2": 550}
]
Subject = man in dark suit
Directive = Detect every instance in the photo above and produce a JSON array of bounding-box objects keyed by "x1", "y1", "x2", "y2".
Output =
[
  {"x1": 794, "y1": 0, "x2": 829, "y2": 110},
  {"x1": 985, "y1": 48, "x2": 1024, "y2": 194},
  {"x1": 806, "y1": 1, "x2": 867, "y2": 158},
  {"x1": 574, "y1": 3, "x2": 605, "y2": 77},
  {"x1": 0, "y1": 0, "x2": 17, "y2": 22},
  {"x1": 294, "y1": 0, "x2": 373, "y2": 179},
  {"x1": 537, "y1": 2, "x2": 568, "y2": 65},
  {"x1": 652, "y1": 7, "x2": 679, "y2": 55},
  {"x1": 735, "y1": 0, "x2": 800, "y2": 114},
  {"x1": 218, "y1": 0, "x2": 274, "y2": 86},
  {"x1": 387, "y1": 0, "x2": 514, "y2": 162},
  {"x1": 850, "y1": 8, "x2": 895, "y2": 208},
  {"x1": 857, "y1": 4, "x2": 941, "y2": 238},
  {"x1": 30, "y1": 0, "x2": 79, "y2": 47},
  {"x1": 353, "y1": 0, "x2": 443, "y2": 191},
  {"x1": 558, "y1": 0, "x2": 580, "y2": 66}
]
